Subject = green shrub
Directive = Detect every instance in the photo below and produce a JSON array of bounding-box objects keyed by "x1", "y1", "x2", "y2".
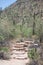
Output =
[
  {"x1": 0, "y1": 35, "x2": 5, "y2": 41},
  {"x1": 0, "y1": 47, "x2": 9, "y2": 52},
  {"x1": 28, "y1": 48, "x2": 39, "y2": 60},
  {"x1": 22, "y1": 27, "x2": 32, "y2": 37}
]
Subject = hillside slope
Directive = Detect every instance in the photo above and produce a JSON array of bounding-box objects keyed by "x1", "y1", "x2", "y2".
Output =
[{"x1": 0, "y1": 0, "x2": 43, "y2": 40}]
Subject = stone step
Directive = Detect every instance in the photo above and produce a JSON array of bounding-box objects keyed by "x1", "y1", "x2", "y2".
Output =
[
  {"x1": 11, "y1": 53, "x2": 27, "y2": 59},
  {"x1": 10, "y1": 42, "x2": 28, "y2": 64},
  {"x1": 13, "y1": 57, "x2": 28, "y2": 60},
  {"x1": 11, "y1": 48, "x2": 25, "y2": 50},
  {"x1": 12, "y1": 50, "x2": 25, "y2": 53}
]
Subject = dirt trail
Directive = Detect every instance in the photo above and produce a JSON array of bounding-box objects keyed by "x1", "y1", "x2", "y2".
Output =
[{"x1": 0, "y1": 42, "x2": 30, "y2": 65}]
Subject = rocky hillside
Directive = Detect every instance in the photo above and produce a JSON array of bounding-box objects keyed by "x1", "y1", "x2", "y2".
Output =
[
  {"x1": 3, "y1": 0, "x2": 43, "y2": 23},
  {"x1": 0, "y1": 0, "x2": 43, "y2": 40}
]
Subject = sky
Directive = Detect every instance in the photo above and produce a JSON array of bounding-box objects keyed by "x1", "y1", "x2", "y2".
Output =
[{"x1": 0, "y1": 0, "x2": 17, "y2": 9}]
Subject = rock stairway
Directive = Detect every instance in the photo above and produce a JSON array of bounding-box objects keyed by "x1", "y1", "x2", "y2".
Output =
[
  {"x1": 11, "y1": 42, "x2": 28, "y2": 60},
  {"x1": 0, "y1": 41, "x2": 30, "y2": 65}
]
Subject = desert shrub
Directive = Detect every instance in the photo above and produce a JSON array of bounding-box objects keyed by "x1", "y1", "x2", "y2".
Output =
[
  {"x1": 28, "y1": 48, "x2": 39, "y2": 60},
  {"x1": 0, "y1": 47, "x2": 9, "y2": 52},
  {"x1": 22, "y1": 27, "x2": 32, "y2": 38},
  {"x1": 0, "y1": 47, "x2": 10, "y2": 60},
  {"x1": 32, "y1": 35, "x2": 39, "y2": 40}
]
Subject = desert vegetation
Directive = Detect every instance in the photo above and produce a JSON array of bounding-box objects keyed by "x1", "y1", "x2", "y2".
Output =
[{"x1": 0, "y1": 0, "x2": 43, "y2": 65}]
